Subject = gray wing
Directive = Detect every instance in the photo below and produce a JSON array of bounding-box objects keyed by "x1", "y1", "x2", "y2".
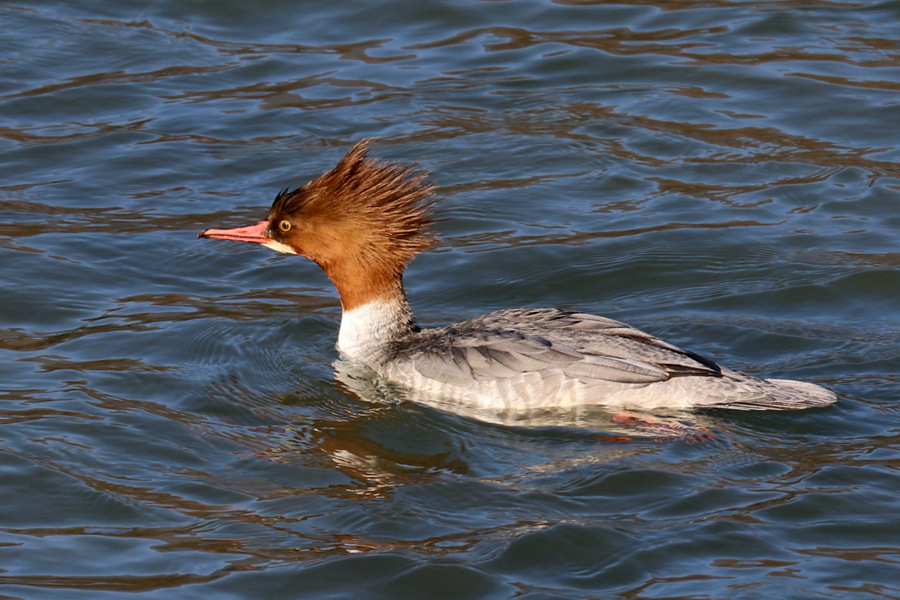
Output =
[
  {"x1": 390, "y1": 308, "x2": 720, "y2": 388},
  {"x1": 486, "y1": 308, "x2": 723, "y2": 376}
]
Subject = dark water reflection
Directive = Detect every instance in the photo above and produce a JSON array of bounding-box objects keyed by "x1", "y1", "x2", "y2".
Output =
[{"x1": 1, "y1": 0, "x2": 899, "y2": 598}]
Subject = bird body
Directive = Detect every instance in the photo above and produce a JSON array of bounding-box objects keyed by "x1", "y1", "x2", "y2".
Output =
[{"x1": 200, "y1": 141, "x2": 836, "y2": 415}]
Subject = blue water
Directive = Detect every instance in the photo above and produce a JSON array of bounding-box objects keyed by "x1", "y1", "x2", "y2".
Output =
[{"x1": 1, "y1": 0, "x2": 899, "y2": 598}]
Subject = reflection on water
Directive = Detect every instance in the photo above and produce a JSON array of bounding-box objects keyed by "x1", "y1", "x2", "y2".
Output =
[{"x1": 1, "y1": 0, "x2": 899, "y2": 597}]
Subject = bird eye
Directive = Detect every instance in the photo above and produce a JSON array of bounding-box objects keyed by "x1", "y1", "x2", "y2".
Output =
[{"x1": 278, "y1": 220, "x2": 291, "y2": 232}]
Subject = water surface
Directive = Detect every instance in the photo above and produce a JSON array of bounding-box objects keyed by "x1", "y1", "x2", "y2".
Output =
[{"x1": 1, "y1": 0, "x2": 899, "y2": 598}]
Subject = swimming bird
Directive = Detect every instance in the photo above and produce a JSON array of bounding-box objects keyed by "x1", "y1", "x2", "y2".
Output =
[{"x1": 199, "y1": 140, "x2": 836, "y2": 413}]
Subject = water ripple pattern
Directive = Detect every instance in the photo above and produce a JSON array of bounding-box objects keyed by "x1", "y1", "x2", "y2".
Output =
[{"x1": 0, "y1": 0, "x2": 898, "y2": 598}]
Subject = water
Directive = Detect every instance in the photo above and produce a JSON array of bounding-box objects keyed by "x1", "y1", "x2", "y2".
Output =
[{"x1": 1, "y1": 0, "x2": 899, "y2": 597}]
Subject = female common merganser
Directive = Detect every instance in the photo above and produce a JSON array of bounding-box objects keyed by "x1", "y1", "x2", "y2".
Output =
[{"x1": 199, "y1": 140, "x2": 836, "y2": 413}]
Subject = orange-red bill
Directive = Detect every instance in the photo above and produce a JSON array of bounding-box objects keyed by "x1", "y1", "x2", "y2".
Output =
[{"x1": 198, "y1": 220, "x2": 270, "y2": 244}]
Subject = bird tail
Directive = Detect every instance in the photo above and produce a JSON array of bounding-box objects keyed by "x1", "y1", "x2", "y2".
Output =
[{"x1": 717, "y1": 377, "x2": 837, "y2": 411}]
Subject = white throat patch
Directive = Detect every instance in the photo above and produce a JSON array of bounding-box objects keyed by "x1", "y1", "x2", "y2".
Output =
[{"x1": 262, "y1": 239, "x2": 297, "y2": 255}]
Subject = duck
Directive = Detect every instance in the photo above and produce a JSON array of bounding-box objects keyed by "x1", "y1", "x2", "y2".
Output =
[{"x1": 199, "y1": 140, "x2": 836, "y2": 414}]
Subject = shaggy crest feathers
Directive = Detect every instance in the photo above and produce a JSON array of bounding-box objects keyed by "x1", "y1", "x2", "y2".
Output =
[{"x1": 272, "y1": 139, "x2": 437, "y2": 265}]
